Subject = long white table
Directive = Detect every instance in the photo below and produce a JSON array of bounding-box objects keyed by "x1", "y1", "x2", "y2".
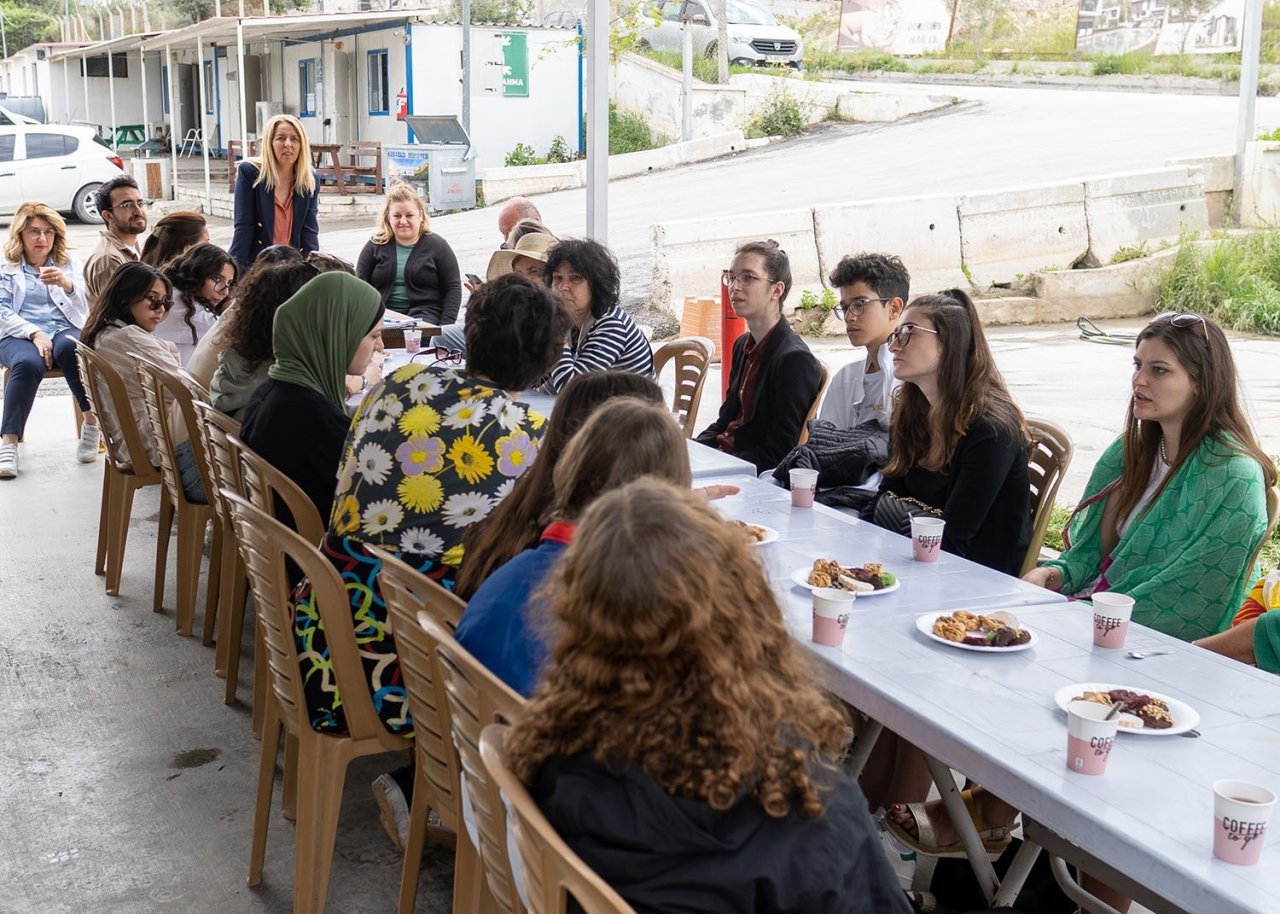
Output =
[{"x1": 708, "y1": 474, "x2": 1280, "y2": 914}]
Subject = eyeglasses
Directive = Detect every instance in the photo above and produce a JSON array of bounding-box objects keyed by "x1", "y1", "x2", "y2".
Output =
[
  {"x1": 722, "y1": 270, "x2": 773, "y2": 289},
  {"x1": 1151, "y1": 311, "x2": 1208, "y2": 340},
  {"x1": 411, "y1": 347, "x2": 464, "y2": 366},
  {"x1": 137, "y1": 292, "x2": 173, "y2": 312},
  {"x1": 834, "y1": 297, "x2": 891, "y2": 321},
  {"x1": 887, "y1": 322, "x2": 939, "y2": 349},
  {"x1": 23, "y1": 227, "x2": 56, "y2": 239},
  {"x1": 211, "y1": 275, "x2": 237, "y2": 293},
  {"x1": 105, "y1": 199, "x2": 147, "y2": 212}
]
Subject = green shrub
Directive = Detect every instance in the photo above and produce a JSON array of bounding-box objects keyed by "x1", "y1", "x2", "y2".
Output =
[
  {"x1": 1109, "y1": 243, "x2": 1150, "y2": 265},
  {"x1": 1154, "y1": 233, "x2": 1280, "y2": 336},
  {"x1": 1092, "y1": 52, "x2": 1147, "y2": 76},
  {"x1": 797, "y1": 287, "x2": 838, "y2": 312},
  {"x1": 636, "y1": 46, "x2": 721, "y2": 83},
  {"x1": 1041, "y1": 503, "x2": 1074, "y2": 553},
  {"x1": 608, "y1": 105, "x2": 670, "y2": 154},
  {"x1": 504, "y1": 142, "x2": 539, "y2": 167},
  {"x1": 1259, "y1": 125, "x2": 1280, "y2": 141},
  {"x1": 747, "y1": 89, "x2": 806, "y2": 138},
  {"x1": 803, "y1": 47, "x2": 910, "y2": 74},
  {"x1": 545, "y1": 135, "x2": 574, "y2": 163}
]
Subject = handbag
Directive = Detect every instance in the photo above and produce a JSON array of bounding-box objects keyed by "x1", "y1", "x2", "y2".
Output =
[{"x1": 865, "y1": 491, "x2": 943, "y2": 537}]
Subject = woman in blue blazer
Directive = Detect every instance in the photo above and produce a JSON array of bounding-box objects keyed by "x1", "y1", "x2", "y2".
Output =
[{"x1": 229, "y1": 114, "x2": 320, "y2": 271}]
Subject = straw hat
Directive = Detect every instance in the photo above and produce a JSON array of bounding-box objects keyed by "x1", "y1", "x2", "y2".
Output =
[{"x1": 485, "y1": 232, "x2": 557, "y2": 282}]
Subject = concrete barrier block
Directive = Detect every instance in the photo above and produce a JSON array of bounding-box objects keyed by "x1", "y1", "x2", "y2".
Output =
[
  {"x1": 651, "y1": 207, "x2": 818, "y2": 315},
  {"x1": 834, "y1": 92, "x2": 953, "y2": 123},
  {"x1": 1238, "y1": 142, "x2": 1280, "y2": 228},
  {"x1": 1030, "y1": 249, "x2": 1178, "y2": 322},
  {"x1": 1166, "y1": 154, "x2": 1234, "y2": 193},
  {"x1": 480, "y1": 162, "x2": 584, "y2": 203},
  {"x1": 1084, "y1": 167, "x2": 1209, "y2": 264},
  {"x1": 958, "y1": 182, "x2": 1088, "y2": 288},
  {"x1": 813, "y1": 193, "x2": 965, "y2": 295},
  {"x1": 611, "y1": 131, "x2": 746, "y2": 179}
]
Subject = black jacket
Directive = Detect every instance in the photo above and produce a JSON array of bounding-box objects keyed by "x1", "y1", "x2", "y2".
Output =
[
  {"x1": 696, "y1": 320, "x2": 822, "y2": 473},
  {"x1": 531, "y1": 752, "x2": 914, "y2": 914},
  {"x1": 356, "y1": 234, "x2": 462, "y2": 325},
  {"x1": 228, "y1": 161, "x2": 320, "y2": 271}
]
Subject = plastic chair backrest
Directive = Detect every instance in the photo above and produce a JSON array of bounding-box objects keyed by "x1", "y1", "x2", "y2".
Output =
[
  {"x1": 223, "y1": 490, "x2": 402, "y2": 748},
  {"x1": 1021, "y1": 417, "x2": 1075, "y2": 577},
  {"x1": 651, "y1": 336, "x2": 713, "y2": 437},
  {"x1": 795, "y1": 361, "x2": 831, "y2": 447},
  {"x1": 136, "y1": 355, "x2": 216, "y2": 504},
  {"x1": 228, "y1": 433, "x2": 326, "y2": 547},
  {"x1": 194, "y1": 401, "x2": 242, "y2": 528},
  {"x1": 479, "y1": 725, "x2": 636, "y2": 914},
  {"x1": 368, "y1": 544, "x2": 463, "y2": 830},
  {"x1": 75, "y1": 339, "x2": 157, "y2": 475},
  {"x1": 421, "y1": 612, "x2": 527, "y2": 914}
]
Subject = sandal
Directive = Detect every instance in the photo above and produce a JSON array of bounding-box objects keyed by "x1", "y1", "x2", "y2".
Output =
[{"x1": 883, "y1": 788, "x2": 1014, "y2": 859}]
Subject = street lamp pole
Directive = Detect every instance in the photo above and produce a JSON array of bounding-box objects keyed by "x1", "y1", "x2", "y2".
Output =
[{"x1": 1, "y1": 9, "x2": 9, "y2": 61}]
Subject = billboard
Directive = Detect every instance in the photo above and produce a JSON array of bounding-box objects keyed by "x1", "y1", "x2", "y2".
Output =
[
  {"x1": 838, "y1": 0, "x2": 953, "y2": 56},
  {"x1": 1075, "y1": 0, "x2": 1244, "y2": 56}
]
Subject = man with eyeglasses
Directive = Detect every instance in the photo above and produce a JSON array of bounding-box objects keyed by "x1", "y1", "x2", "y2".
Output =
[
  {"x1": 695, "y1": 239, "x2": 822, "y2": 473},
  {"x1": 84, "y1": 175, "x2": 149, "y2": 307}
]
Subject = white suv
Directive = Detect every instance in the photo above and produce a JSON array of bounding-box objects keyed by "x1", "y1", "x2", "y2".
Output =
[
  {"x1": 639, "y1": 0, "x2": 803, "y2": 69},
  {"x1": 0, "y1": 121, "x2": 126, "y2": 224}
]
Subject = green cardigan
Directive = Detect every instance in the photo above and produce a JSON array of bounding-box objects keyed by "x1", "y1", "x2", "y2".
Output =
[{"x1": 1044, "y1": 433, "x2": 1267, "y2": 642}]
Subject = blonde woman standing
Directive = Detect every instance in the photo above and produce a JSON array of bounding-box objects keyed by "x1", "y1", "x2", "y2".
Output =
[
  {"x1": 229, "y1": 114, "x2": 320, "y2": 270},
  {"x1": 356, "y1": 183, "x2": 461, "y2": 325},
  {"x1": 0, "y1": 202, "x2": 98, "y2": 478}
]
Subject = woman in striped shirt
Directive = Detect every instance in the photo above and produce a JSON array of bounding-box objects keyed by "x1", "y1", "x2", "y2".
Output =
[{"x1": 542, "y1": 238, "x2": 653, "y2": 393}]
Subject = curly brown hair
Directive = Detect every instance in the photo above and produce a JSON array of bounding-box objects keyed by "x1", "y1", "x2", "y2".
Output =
[
  {"x1": 505, "y1": 478, "x2": 851, "y2": 818},
  {"x1": 219, "y1": 259, "x2": 320, "y2": 369}
]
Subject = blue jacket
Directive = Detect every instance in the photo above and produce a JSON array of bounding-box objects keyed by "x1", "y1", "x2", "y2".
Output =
[
  {"x1": 229, "y1": 160, "x2": 320, "y2": 270},
  {"x1": 455, "y1": 536, "x2": 569, "y2": 697}
]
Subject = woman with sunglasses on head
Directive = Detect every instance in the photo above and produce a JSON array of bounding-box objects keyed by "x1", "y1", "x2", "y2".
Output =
[
  {"x1": 80, "y1": 262, "x2": 181, "y2": 475},
  {"x1": 0, "y1": 202, "x2": 98, "y2": 478},
  {"x1": 239, "y1": 272, "x2": 385, "y2": 525},
  {"x1": 155, "y1": 242, "x2": 239, "y2": 367},
  {"x1": 1026, "y1": 310, "x2": 1274, "y2": 640},
  {"x1": 868, "y1": 289, "x2": 1030, "y2": 575}
]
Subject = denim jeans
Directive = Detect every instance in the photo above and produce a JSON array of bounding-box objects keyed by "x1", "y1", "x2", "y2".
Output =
[
  {"x1": 172, "y1": 439, "x2": 208, "y2": 504},
  {"x1": 0, "y1": 328, "x2": 90, "y2": 438}
]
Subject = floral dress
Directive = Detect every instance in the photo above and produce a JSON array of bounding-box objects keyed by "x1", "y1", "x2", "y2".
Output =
[{"x1": 290, "y1": 363, "x2": 546, "y2": 735}]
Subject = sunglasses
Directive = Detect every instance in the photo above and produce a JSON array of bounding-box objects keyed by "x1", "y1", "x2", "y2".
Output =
[
  {"x1": 887, "y1": 322, "x2": 939, "y2": 348},
  {"x1": 1150, "y1": 311, "x2": 1209, "y2": 340},
  {"x1": 138, "y1": 292, "x2": 173, "y2": 312},
  {"x1": 411, "y1": 347, "x2": 464, "y2": 366}
]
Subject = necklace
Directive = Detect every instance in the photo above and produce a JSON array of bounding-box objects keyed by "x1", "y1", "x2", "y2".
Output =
[{"x1": 1159, "y1": 437, "x2": 1171, "y2": 466}]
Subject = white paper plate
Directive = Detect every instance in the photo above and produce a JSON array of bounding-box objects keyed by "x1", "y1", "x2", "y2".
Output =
[
  {"x1": 915, "y1": 611, "x2": 1038, "y2": 653},
  {"x1": 1053, "y1": 682, "x2": 1200, "y2": 737},
  {"x1": 790, "y1": 566, "x2": 900, "y2": 596}
]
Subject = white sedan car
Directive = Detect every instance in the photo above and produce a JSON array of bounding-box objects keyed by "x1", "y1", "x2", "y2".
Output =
[
  {"x1": 639, "y1": 0, "x2": 803, "y2": 69},
  {"x1": 0, "y1": 122, "x2": 126, "y2": 224}
]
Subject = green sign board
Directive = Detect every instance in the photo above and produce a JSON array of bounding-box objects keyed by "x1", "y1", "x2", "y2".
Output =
[{"x1": 502, "y1": 32, "x2": 529, "y2": 98}]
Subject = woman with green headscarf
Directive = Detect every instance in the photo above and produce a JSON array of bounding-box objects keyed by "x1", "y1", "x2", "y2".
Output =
[{"x1": 239, "y1": 271, "x2": 385, "y2": 523}]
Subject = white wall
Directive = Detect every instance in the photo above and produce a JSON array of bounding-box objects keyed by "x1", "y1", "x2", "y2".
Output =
[{"x1": 409, "y1": 23, "x2": 581, "y2": 171}]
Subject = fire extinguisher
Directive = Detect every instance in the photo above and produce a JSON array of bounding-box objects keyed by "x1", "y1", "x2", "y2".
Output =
[{"x1": 395, "y1": 88, "x2": 408, "y2": 121}]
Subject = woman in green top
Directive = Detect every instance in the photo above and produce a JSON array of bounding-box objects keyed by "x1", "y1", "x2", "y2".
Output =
[
  {"x1": 355, "y1": 184, "x2": 461, "y2": 325},
  {"x1": 1025, "y1": 311, "x2": 1274, "y2": 641}
]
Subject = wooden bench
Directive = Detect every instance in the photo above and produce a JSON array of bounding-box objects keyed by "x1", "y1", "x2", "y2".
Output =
[{"x1": 227, "y1": 140, "x2": 383, "y2": 194}]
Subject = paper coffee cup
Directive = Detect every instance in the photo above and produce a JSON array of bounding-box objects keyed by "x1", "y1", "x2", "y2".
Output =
[
  {"x1": 404, "y1": 328, "x2": 422, "y2": 354},
  {"x1": 812, "y1": 587, "x2": 854, "y2": 647},
  {"x1": 789, "y1": 468, "x2": 818, "y2": 508},
  {"x1": 1065, "y1": 701, "x2": 1120, "y2": 776},
  {"x1": 1091, "y1": 592, "x2": 1135, "y2": 649},
  {"x1": 1213, "y1": 780, "x2": 1276, "y2": 865},
  {"x1": 910, "y1": 516, "x2": 945, "y2": 563}
]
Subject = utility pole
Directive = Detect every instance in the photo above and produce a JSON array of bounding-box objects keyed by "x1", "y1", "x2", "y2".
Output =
[
  {"x1": 1234, "y1": 0, "x2": 1264, "y2": 222},
  {"x1": 713, "y1": 0, "x2": 728, "y2": 84}
]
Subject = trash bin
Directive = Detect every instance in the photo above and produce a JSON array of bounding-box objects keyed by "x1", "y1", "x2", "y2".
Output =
[{"x1": 400, "y1": 115, "x2": 477, "y2": 213}]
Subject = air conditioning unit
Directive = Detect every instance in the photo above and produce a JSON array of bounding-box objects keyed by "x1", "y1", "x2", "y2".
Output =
[
  {"x1": 255, "y1": 100, "x2": 283, "y2": 135},
  {"x1": 37, "y1": 49, "x2": 48, "y2": 60}
]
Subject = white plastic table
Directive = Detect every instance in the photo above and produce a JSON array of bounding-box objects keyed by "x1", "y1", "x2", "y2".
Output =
[
  {"x1": 708, "y1": 475, "x2": 1280, "y2": 914},
  {"x1": 684, "y1": 439, "x2": 759, "y2": 481}
]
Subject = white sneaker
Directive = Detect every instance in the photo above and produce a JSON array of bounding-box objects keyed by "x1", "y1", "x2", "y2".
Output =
[
  {"x1": 0, "y1": 443, "x2": 17, "y2": 479},
  {"x1": 372, "y1": 773, "x2": 410, "y2": 853},
  {"x1": 76, "y1": 423, "x2": 101, "y2": 464}
]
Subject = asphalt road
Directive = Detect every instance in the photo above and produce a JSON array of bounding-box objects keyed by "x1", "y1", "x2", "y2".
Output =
[{"x1": 60, "y1": 78, "x2": 1280, "y2": 313}]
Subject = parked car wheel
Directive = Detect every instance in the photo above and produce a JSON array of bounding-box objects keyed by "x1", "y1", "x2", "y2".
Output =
[
  {"x1": 704, "y1": 40, "x2": 718, "y2": 59},
  {"x1": 72, "y1": 182, "x2": 104, "y2": 224}
]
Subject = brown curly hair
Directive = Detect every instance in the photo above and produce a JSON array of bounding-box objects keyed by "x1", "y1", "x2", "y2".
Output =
[
  {"x1": 219, "y1": 259, "x2": 319, "y2": 369},
  {"x1": 505, "y1": 478, "x2": 851, "y2": 818}
]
